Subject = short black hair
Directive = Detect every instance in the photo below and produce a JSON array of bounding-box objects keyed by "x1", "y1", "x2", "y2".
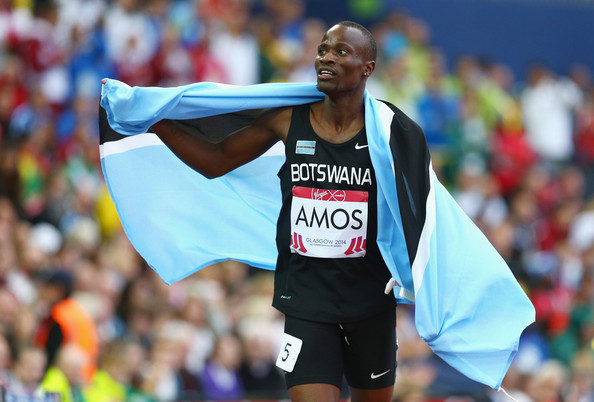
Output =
[
  {"x1": 33, "y1": 0, "x2": 57, "y2": 17},
  {"x1": 38, "y1": 269, "x2": 74, "y2": 298},
  {"x1": 336, "y1": 21, "x2": 377, "y2": 62}
]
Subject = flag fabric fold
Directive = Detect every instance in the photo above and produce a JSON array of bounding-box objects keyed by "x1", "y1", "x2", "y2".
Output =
[{"x1": 99, "y1": 79, "x2": 535, "y2": 389}]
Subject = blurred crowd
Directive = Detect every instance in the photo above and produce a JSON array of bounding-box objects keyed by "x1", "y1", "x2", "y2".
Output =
[{"x1": 0, "y1": 0, "x2": 593, "y2": 401}]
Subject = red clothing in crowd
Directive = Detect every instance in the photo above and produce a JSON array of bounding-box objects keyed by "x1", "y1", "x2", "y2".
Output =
[{"x1": 490, "y1": 128, "x2": 538, "y2": 197}]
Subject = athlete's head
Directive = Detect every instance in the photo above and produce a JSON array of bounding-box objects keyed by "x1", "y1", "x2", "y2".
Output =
[
  {"x1": 335, "y1": 21, "x2": 377, "y2": 62},
  {"x1": 315, "y1": 21, "x2": 376, "y2": 94}
]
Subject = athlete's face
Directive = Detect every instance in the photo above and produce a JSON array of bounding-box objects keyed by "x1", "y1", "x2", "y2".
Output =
[{"x1": 315, "y1": 25, "x2": 375, "y2": 94}]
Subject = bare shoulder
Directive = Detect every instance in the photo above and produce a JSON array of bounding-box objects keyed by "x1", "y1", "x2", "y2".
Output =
[{"x1": 252, "y1": 106, "x2": 293, "y2": 142}]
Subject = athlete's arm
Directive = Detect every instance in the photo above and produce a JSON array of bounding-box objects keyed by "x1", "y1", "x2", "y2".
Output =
[{"x1": 151, "y1": 107, "x2": 291, "y2": 179}]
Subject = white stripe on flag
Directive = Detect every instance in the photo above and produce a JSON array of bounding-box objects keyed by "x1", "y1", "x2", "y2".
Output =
[
  {"x1": 375, "y1": 101, "x2": 396, "y2": 176},
  {"x1": 100, "y1": 133, "x2": 163, "y2": 158},
  {"x1": 261, "y1": 141, "x2": 285, "y2": 157},
  {"x1": 412, "y1": 162, "x2": 436, "y2": 295}
]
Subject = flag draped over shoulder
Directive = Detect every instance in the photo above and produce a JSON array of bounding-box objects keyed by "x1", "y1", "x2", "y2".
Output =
[{"x1": 99, "y1": 79, "x2": 535, "y2": 390}]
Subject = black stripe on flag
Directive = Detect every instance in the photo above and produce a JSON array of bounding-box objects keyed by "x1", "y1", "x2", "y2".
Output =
[{"x1": 99, "y1": 106, "x2": 266, "y2": 145}]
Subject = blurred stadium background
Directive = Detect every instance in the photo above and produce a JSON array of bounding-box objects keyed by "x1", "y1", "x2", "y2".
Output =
[{"x1": 0, "y1": 0, "x2": 593, "y2": 400}]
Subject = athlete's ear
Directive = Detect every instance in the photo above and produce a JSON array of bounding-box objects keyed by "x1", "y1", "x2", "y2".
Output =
[{"x1": 363, "y1": 60, "x2": 375, "y2": 77}]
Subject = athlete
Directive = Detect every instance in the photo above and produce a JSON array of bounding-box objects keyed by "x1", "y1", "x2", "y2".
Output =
[{"x1": 147, "y1": 21, "x2": 397, "y2": 402}]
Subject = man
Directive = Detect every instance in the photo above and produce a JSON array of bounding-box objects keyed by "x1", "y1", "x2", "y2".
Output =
[
  {"x1": 148, "y1": 21, "x2": 396, "y2": 402},
  {"x1": 33, "y1": 270, "x2": 98, "y2": 385},
  {"x1": 38, "y1": 343, "x2": 87, "y2": 402},
  {"x1": 2, "y1": 346, "x2": 47, "y2": 397},
  {"x1": 100, "y1": 18, "x2": 534, "y2": 401}
]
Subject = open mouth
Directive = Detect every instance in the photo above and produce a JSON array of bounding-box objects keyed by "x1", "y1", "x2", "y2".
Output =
[{"x1": 317, "y1": 69, "x2": 336, "y2": 79}]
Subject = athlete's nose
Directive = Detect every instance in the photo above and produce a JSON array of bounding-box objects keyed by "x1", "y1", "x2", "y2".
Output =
[{"x1": 319, "y1": 51, "x2": 337, "y2": 65}]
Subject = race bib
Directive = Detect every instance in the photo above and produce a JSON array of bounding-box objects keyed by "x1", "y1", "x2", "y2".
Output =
[
  {"x1": 275, "y1": 333, "x2": 303, "y2": 373},
  {"x1": 290, "y1": 186, "x2": 368, "y2": 258}
]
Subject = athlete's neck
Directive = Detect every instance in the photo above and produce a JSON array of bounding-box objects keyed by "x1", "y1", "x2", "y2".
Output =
[{"x1": 310, "y1": 95, "x2": 365, "y2": 143}]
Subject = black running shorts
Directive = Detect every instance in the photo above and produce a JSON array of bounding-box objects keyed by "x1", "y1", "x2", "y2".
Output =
[{"x1": 280, "y1": 307, "x2": 397, "y2": 390}]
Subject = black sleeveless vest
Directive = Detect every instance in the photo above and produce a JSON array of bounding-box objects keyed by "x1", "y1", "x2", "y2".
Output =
[{"x1": 272, "y1": 103, "x2": 395, "y2": 323}]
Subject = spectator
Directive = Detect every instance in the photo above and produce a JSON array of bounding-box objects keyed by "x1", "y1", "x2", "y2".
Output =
[
  {"x1": 103, "y1": 0, "x2": 159, "y2": 86},
  {"x1": 475, "y1": 61, "x2": 515, "y2": 131},
  {"x1": 32, "y1": 269, "x2": 98, "y2": 384},
  {"x1": 261, "y1": 0, "x2": 307, "y2": 81},
  {"x1": 2, "y1": 345, "x2": 47, "y2": 397},
  {"x1": 521, "y1": 63, "x2": 583, "y2": 166},
  {"x1": 525, "y1": 359, "x2": 568, "y2": 402},
  {"x1": 376, "y1": 55, "x2": 424, "y2": 122},
  {"x1": 0, "y1": 54, "x2": 28, "y2": 138},
  {"x1": 177, "y1": 285, "x2": 216, "y2": 377},
  {"x1": 402, "y1": 17, "x2": 431, "y2": 82},
  {"x1": 489, "y1": 100, "x2": 538, "y2": 199},
  {"x1": 200, "y1": 333, "x2": 244, "y2": 400},
  {"x1": 286, "y1": 18, "x2": 326, "y2": 83},
  {"x1": 237, "y1": 320, "x2": 287, "y2": 399},
  {"x1": 565, "y1": 350, "x2": 594, "y2": 401},
  {"x1": 454, "y1": 158, "x2": 508, "y2": 232},
  {"x1": 416, "y1": 48, "x2": 460, "y2": 179},
  {"x1": 7, "y1": 85, "x2": 52, "y2": 142},
  {"x1": 0, "y1": 332, "x2": 11, "y2": 387},
  {"x1": 38, "y1": 342, "x2": 87, "y2": 402},
  {"x1": 208, "y1": 0, "x2": 260, "y2": 86},
  {"x1": 139, "y1": 319, "x2": 202, "y2": 400},
  {"x1": 549, "y1": 272, "x2": 594, "y2": 365},
  {"x1": 575, "y1": 86, "x2": 594, "y2": 199},
  {"x1": 84, "y1": 341, "x2": 135, "y2": 402}
]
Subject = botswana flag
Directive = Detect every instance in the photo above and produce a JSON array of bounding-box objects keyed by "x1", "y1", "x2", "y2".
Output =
[{"x1": 99, "y1": 79, "x2": 534, "y2": 390}]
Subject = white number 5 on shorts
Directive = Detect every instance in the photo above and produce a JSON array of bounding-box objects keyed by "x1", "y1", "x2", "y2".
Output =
[{"x1": 275, "y1": 332, "x2": 303, "y2": 373}]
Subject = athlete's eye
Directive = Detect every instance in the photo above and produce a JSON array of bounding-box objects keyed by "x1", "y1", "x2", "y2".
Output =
[
  {"x1": 317, "y1": 48, "x2": 327, "y2": 56},
  {"x1": 338, "y1": 49, "x2": 348, "y2": 56}
]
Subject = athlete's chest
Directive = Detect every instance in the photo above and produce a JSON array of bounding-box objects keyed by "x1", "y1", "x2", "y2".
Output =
[
  {"x1": 286, "y1": 131, "x2": 374, "y2": 189},
  {"x1": 284, "y1": 131, "x2": 375, "y2": 259}
]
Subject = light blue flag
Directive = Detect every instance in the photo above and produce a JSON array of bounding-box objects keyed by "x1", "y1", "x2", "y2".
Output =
[{"x1": 99, "y1": 79, "x2": 535, "y2": 389}]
